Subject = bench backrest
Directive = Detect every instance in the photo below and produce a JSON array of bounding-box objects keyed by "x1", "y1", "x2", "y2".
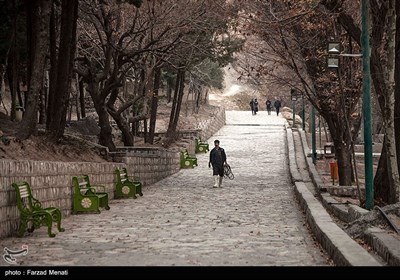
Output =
[
  {"x1": 115, "y1": 167, "x2": 129, "y2": 184},
  {"x1": 12, "y1": 182, "x2": 36, "y2": 214},
  {"x1": 72, "y1": 175, "x2": 93, "y2": 195},
  {"x1": 196, "y1": 137, "x2": 207, "y2": 143},
  {"x1": 180, "y1": 150, "x2": 189, "y2": 160}
]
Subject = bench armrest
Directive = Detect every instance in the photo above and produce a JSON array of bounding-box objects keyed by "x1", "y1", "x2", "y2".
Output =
[
  {"x1": 78, "y1": 185, "x2": 96, "y2": 192},
  {"x1": 91, "y1": 184, "x2": 106, "y2": 193},
  {"x1": 31, "y1": 197, "x2": 43, "y2": 210},
  {"x1": 128, "y1": 175, "x2": 141, "y2": 182}
]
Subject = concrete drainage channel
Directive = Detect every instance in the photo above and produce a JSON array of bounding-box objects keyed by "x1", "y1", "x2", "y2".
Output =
[{"x1": 285, "y1": 123, "x2": 382, "y2": 266}]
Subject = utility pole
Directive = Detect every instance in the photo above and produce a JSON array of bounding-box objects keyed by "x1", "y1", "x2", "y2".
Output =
[{"x1": 361, "y1": 0, "x2": 374, "y2": 210}]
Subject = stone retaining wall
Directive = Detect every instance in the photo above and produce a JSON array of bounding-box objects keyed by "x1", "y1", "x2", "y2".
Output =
[
  {"x1": 326, "y1": 186, "x2": 366, "y2": 198},
  {"x1": 0, "y1": 106, "x2": 226, "y2": 238},
  {"x1": 0, "y1": 160, "x2": 120, "y2": 238},
  {"x1": 116, "y1": 148, "x2": 181, "y2": 187},
  {"x1": 197, "y1": 108, "x2": 226, "y2": 142}
]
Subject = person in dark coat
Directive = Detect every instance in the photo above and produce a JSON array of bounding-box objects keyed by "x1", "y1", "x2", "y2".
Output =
[
  {"x1": 253, "y1": 98, "x2": 259, "y2": 114},
  {"x1": 274, "y1": 99, "x2": 282, "y2": 116},
  {"x1": 266, "y1": 99, "x2": 272, "y2": 115},
  {"x1": 209, "y1": 139, "x2": 227, "y2": 188},
  {"x1": 250, "y1": 99, "x2": 255, "y2": 115},
  {"x1": 250, "y1": 98, "x2": 259, "y2": 115}
]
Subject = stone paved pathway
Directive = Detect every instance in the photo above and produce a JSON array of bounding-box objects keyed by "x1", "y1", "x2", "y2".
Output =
[{"x1": 0, "y1": 111, "x2": 329, "y2": 266}]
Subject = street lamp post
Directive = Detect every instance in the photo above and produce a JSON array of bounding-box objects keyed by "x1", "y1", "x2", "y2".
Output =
[
  {"x1": 291, "y1": 89, "x2": 297, "y2": 128},
  {"x1": 292, "y1": 96, "x2": 297, "y2": 128},
  {"x1": 312, "y1": 106, "x2": 316, "y2": 164},
  {"x1": 361, "y1": 0, "x2": 374, "y2": 210},
  {"x1": 302, "y1": 94, "x2": 305, "y2": 131},
  {"x1": 326, "y1": 5, "x2": 374, "y2": 209}
]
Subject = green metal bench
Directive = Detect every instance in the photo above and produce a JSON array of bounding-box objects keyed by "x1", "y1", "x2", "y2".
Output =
[
  {"x1": 195, "y1": 137, "x2": 209, "y2": 153},
  {"x1": 180, "y1": 149, "x2": 198, "y2": 168},
  {"x1": 12, "y1": 182, "x2": 64, "y2": 238},
  {"x1": 115, "y1": 167, "x2": 143, "y2": 199},
  {"x1": 72, "y1": 175, "x2": 110, "y2": 214}
]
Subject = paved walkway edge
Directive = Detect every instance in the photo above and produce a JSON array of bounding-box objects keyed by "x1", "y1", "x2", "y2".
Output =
[
  {"x1": 286, "y1": 126, "x2": 302, "y2": 182},
  {"x1": 285, "y1": 126, "x2": 381, "y2": 266},
  {"x1": 294, "y1": 181, "x2": 381, "y2": 266}
]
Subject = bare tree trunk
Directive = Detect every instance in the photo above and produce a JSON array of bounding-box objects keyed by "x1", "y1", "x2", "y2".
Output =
[
  {"x1": 172, "y1": 70, "x2": 185, "y2": 132},
  {"x1": 166, "y1": 68, "x2": 184, "y2": 139},
  {"x1": 7, "y1": 4, "x2": 18, "y2": 121},
  {"x1": 46, "y1": 3, "x2": 57, "y2": 129},
  {"x1": 92, "y1": 88, "x2": 116, "y2": 151},
  {"x1": 0, "y1": 65, "x2": 6, "y2": 100},
  {"x1": 0, "y1": 64, "x2": 7, "y2": 115},
  {"x1": 195, "y1": 86, "x2": 201, "y2": 114},
  {"x1": 394, "y1": 0, "x2": 400, "y2": 202},
  {"x1": 334, "y1": 140, "x2": 353, "y2": 185},
  {"x1": 74, "y1": 75, "x2": 80, "y2": 120},
  {"x1": 87, "y1": 80, "x2": 116, "y2": 151},
  {"x1": 7, "y1": 47, "x2": 18, "y2": 121},
  {"x1": 48, "y1": 0, "x2": 78, "y2": 140},
  {"x1": 148, "y1": 66, "x2": 161, "y2": 144},
  {"x1": 67, "y1": 88, "x2": 72, "y2": 124},
  {"x1": 78, "y1": 78, "x2": 86, "y2": 118},
  {"x1": 97, "y1": 104, "x2": 116, "y2": 151},
  {"x1": 137, "y1": 69, "x2": 147, "y2": 142},
  {"x1": 325, "y1": 116, "x2": 353, "y2": 186},
  {"x1": 118, "y1": 120, "x2": 134, "y2": 146},
  {"x1": 16, "y1": 0, "x2": 52, "y2": 140},
  {"x1": 382, "y1": 0, "x2": 399, "y2": 203},
  {"x1": 107, "y1": 88, "x2": 134, "y2": 146},
  {"x1": 369, "y1": 0, "x2": 399, "y2": 204},
  {"x1": 375, "y1": 136, "x2": 391, "y2": 204},
  {"x1": 39, "y1": 71, "x2": 49, "y2": 124},
  {"x1": 167, "y1": 82, "x2": 172, "y2": 103}
]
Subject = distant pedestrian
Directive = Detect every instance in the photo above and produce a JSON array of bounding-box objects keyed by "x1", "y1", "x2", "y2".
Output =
[
  {"x1": 253, "y1": 98, "x2": 259, "y2": 114},
  {"x1": 209, "y1": 139, "x2": 227, "y2": 188},
  {"x1": 250, "y1": 99, "x2": 257, "y2": 115},
  {"x1": 265, "y1": 99, "x2": 272, "y2": 115},
  {"x1": 274, "y1": 99, "x2": 282, "y2": 116},
  {"x1": 250, "y1": 98, "x2": 259, "y2": 115},
  {"x1": 250, "y1": 99, "x2": 254, "y2": 115}
]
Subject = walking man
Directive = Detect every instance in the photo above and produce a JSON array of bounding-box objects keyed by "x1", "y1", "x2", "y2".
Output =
[
  {"x1": 209, "y1": 139, "x2": 227, "y2": 188},
  {"x1": 274, "y1": 98, "x2": 282, "y2": 116},
  {"x1": 250, "y1": 99, "x2": 255, "y2": 115},
  {"x1": 266, "y1": 99, "x2": 272, "y2": 115},
  {"x1": 253, "y1": 98, "x2": 259, "y2": 115}
]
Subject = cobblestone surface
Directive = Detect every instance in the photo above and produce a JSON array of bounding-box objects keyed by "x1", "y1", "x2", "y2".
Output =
[{"x1": 0, "y1": 111, "x2": 329, "y2": 266}]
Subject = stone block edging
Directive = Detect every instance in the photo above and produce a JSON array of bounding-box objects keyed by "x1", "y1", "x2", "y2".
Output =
[{"x1": 286, "y1": 128, "x2": 381, "y2": 266}]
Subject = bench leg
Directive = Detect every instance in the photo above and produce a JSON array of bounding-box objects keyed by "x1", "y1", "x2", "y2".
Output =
[
  {"x1": 27, "y1": 224, "x2": 35, "y2": 233},
  {"x1": 137, "y1": 185, "x2": 143, "y2": 197},
  {"x1": 103, "y1": 198, "x2": 110, "y2": 210},
  {"x1": 44, "y1": 213, "x2": 56, "y2": 237},
  {"x1": 53, "y1": 209, "x2": 65, "y2": 233},
  {"x1": 18, "y1": 218, "x2": 27, "y2": 237},
  {"x1": 129, "y1": 185, "x2": 137, "y2": 199}
]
